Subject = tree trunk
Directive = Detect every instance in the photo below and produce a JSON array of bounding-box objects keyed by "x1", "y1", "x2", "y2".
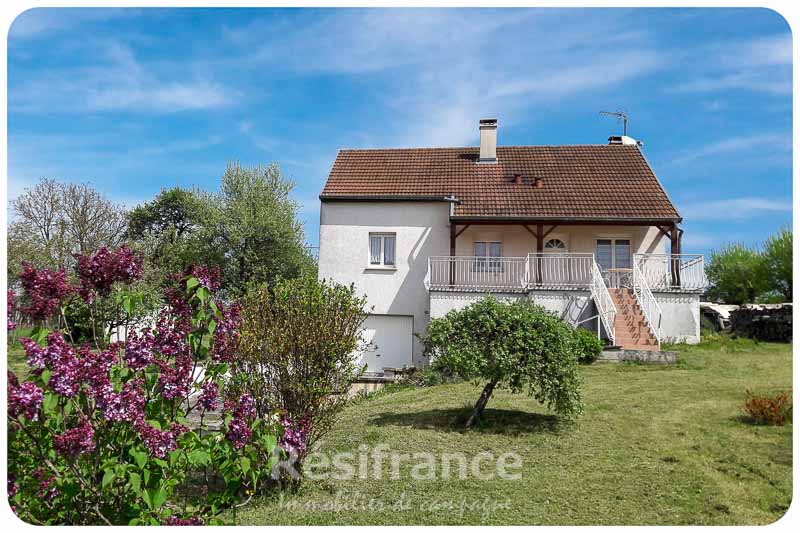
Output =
[{"x1": 466, "y1": 379, "x2": 499, "y2": 428}]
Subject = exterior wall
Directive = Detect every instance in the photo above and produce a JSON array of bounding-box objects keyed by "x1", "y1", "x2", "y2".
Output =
[
  {"x1": 318, "y1": 201, "x2": 451, "y2": 368},
  {"x1": 431, "y1": 291, "x2": 600, "y2": 332},
  {"x1": 654, "y1": 292, "x2": 701, "y2": 344},
  {"x1": 455, "y1": 224, "x2": 667, "y2": 256},
  {"x1": 429, "y1": 291, "x2": 527, "y2": 319}
]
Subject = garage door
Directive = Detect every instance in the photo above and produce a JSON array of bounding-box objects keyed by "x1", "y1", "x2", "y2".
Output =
[{"x1": 359, "y1": 315, "x2": 413, "y2": 372}]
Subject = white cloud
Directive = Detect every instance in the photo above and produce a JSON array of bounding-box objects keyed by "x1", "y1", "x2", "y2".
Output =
[
  {"x1": 670, "y1": 133, "x2": 791, "y2": 166},
  {"x1": 671, "y1": 72, "x2": 791, "y2": 95},
  {"x1": 680, "y1": 197, "x2": 792, "y2": 221},
  {"x1": 10, "y1": 40, "x2": 234, "y2": 113},
  {"x1": 671, "y1": 33, "x2": 792, "y2": 95},
  {"x1": 222, "y1": 9, "x2": 665, "y2": 148}
]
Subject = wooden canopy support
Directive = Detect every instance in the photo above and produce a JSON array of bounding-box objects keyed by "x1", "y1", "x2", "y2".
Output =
[{"x1": 523, "y1": 224, "x2": 558, "y2": 244}]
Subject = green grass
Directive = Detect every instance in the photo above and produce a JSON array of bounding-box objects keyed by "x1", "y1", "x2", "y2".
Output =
[
  {"x1": 7, "y1": 347, "x2": 28, "y2": 379},
  {"x1": 233, "y1": 337, "x2": 792, "y2": 525}
]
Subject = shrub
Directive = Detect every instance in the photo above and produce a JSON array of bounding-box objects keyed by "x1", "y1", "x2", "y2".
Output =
[
  {"x1": 742, "y1": 390, "x2": 792, "y2": 426},
  {"x1": 574, "y1": 328, "x2": 604, "y2": 364},
  {"x1": 421, "y1": 297, "x2": 583, "y2": 428},
  {"x1": 706, "y1": 243, "x2": 769, "y2": 305},
  {"x1": 8, "y1": 258, "x2": 287, "y2": 525},
  {"x1": 228, "y1": 277, "x2": 368, "y2": 453}
]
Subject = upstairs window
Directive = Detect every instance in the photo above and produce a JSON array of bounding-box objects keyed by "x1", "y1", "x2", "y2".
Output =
[
  {"x1": 474, "y1": 241, "x2": 502, "y2": 272},
  {"x1": 369, "y1": 233, "x2": 396, "y2": 266}
]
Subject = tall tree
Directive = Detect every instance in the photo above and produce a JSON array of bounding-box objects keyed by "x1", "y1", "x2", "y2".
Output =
[
  {"x1": 215, "y1": 162, "x2": 316, "y2": 295},
  {"x1": 8, "y1": 178, "x2": 128, "y2": 279},
  {"x1": 705, "y1": 243, "x2": 770, "y2": 305},
  {"x1": 126, "y1": 187, "x2": 222, "y2": 282},
  {"x1": 762, "y1": 225, "x2": 792, "y2": 301}
]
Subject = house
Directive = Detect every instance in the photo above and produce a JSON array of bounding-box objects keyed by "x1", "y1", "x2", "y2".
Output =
[{"x1": 318, "y1": 119, "x2": 707, "y2": 372}]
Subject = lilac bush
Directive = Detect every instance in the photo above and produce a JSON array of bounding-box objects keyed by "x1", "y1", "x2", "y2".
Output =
[{"x1": 8, "y1": 255, "x2": 285, "y2": 525}]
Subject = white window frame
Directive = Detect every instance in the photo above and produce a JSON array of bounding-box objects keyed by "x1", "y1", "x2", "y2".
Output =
[
  {"x1": 595, "y1": 238, "x2": 632, "y2": 270},
  {"x1": 368, "y1": 233, "x2": 396, "y2": 268},
  {"x1": 474, "y1": 241, "x2": 503, "y2": 272}
]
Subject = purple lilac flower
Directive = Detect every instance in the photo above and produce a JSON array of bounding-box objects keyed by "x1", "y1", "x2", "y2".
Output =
[
  {"x1": 8, "y1": 472, "x2": 18, "y2": 500},
  {"x1": 74, "y1": 246, "x2": 143, "y2": 303},
  {"x1": 54, "y1": 419, "x2": 95, "y2": 458},
  {"x1": 8, "y1": 380, "x2": 44, "y2": 421},
  {"x1": 7, "y1": 289, "x2": 16, "y2": 331},
  {"x1": 80, "y1": 345, "x2": 115, "y2": 397},
  {"x1": 124, "y1": 328, "x2": 156, "y2": 370},
  {"x1": 35, "y1": 474, "x2": 59, "y2": 502},
  {"x1": 99, "y1": 379, "x2": 145, "y2": 423},
  {"x1": 135, "y1": 419, "x2": 187, "y2": 458},
  {"x1": 43, "y1": 333, "x2": 82, "y2": 397},
  {"x1": 153, "y1": 311, "x2": 191, "y2": 359},
  {"x1": 224, "y1": 394, "x2": 257, "y2": 450},
  {"x1": 198, "y1": 382, "x2": 219, "y2": 411},
  {"x1": 19, "y1": 337, "x2": 46, "y2": 370},
  {"x1": 279, "y1": 413, "x2": 312, "y2": 457},
  {"x1": 18, "y1": 262, "x2": 71, "y2": 321},
  {"x1": 186, "y1": 265, "x2": 221, "y2": 293},
  {"x1": 210, "y1": 301, "x2": 242, "y2": 363},
  {"x1": 158, "y1": 353, "x2": 193, "y2": 400},
  {"x1": 226, "y1": 418, "x2": 252, "y2": 450}
]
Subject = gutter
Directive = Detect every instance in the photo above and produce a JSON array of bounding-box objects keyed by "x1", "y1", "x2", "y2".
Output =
[{"x1": 319, "y1": 194, "x2": 461, "y2": 203}]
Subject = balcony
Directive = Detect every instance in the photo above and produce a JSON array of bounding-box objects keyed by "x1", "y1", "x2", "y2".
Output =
[{"x1": 425, "y1": 253, "x2": 707, "y2": 293}]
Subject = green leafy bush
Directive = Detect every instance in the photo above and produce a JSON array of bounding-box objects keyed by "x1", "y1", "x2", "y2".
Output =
[
  {"x1": 706, "y1": 226, "x2": 793, "y2": 304},
  {"x1": 574, "y1": 328, "x2": 604, "y2": 364},
  {"x1": 228, "y1": 277, "x2": 368, "y2": 451},
  {"x1": 706, "y1": 243, "x2": 769, "y2": 305},
  {"x1": 421, "y1": 297, "x2": 583, "y2": 428}
]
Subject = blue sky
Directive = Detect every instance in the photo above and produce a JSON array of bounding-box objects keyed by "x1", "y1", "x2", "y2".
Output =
[{"x1": 6, "y1": 7, "x2": 793, "y2": 254}]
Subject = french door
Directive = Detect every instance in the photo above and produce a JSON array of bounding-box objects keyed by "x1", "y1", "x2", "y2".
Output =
[{"x1": 596, "y1": 239, "x2": 632, "y2": 287}]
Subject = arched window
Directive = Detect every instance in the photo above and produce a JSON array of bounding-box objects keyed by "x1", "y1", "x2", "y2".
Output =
[{"x1": 544, "y1": 238, "x2": 566, "y2": 250}]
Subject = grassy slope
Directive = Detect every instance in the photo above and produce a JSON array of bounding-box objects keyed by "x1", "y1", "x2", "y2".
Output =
[{"x1": 235, "y1": 337, "x2": 792, "y2": 525}]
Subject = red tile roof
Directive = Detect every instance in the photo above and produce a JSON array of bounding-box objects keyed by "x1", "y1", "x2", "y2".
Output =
[{"x1": 320, "y1": 145, "x2": 681, "y2": 221}]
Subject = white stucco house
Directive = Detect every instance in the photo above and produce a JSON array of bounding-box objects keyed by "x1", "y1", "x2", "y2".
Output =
[{"x1": 318, "y1": 119, "x2": 707, "y2": 372}]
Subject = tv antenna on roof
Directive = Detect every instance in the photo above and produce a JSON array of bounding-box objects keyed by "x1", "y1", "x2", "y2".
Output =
[{"x1": 599, "y1": 110, "x2": 629, "y2": 136}]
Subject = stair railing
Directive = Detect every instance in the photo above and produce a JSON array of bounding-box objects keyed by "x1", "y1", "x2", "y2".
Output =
[
  {"x1": 632, "y1": 259, "x2": 663, "y2": 345},
  {"x1": 590, "y1": 259, "x2": 617, "y2": 345}
]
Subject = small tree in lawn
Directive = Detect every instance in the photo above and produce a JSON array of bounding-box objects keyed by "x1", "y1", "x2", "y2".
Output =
[{"x1": 421, "y1": 297, "x2": 583, "y2": 428}]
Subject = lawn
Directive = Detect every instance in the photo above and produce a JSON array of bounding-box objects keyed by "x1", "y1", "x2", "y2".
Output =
[{"x1": 233, "y1": 336, "x2": 792, "y2": 525}]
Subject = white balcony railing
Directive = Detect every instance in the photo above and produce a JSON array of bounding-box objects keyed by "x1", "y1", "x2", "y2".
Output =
[
  {"x1": 426, "y1": 256, "x2": 529, "y2": 291},
  {"x1": 527, "y1": 253, "x2": 595, "y2": 288},
  {"x1": 633, "y1": 254, "x2": 708, "y2": 292}
]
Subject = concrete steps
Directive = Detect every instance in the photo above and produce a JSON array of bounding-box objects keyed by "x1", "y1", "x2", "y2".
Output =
[{"x1": 609, "y1": 288, "x2": 659, "y2": 351}]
